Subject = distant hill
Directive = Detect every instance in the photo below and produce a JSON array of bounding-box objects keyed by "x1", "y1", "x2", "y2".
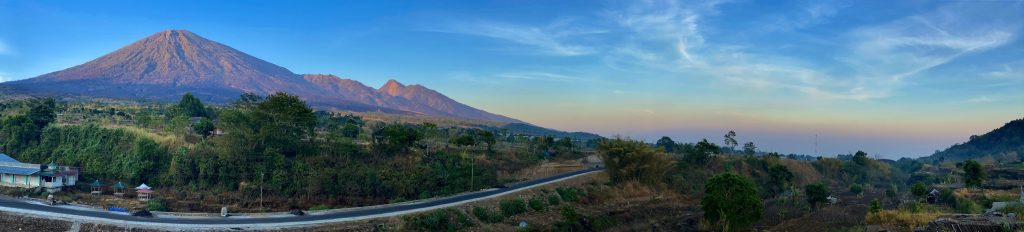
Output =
[
  {"x1": 497, "y1": 123, "x2": 604, "y2": 141},
  {"x1": 2, "y1": 30, "x2": 521, "y2": 123},
  {"x1": 925, "y1": 117, "x2": 1024, "y2": 162}
]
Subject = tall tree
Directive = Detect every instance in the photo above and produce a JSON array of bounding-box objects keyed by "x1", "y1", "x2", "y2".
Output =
[
  {"x1": 701, "y1": 173, "x2": 763, "y2": 231},
  {"x1": 656, "y1": 136, "x2": 676, "y2": 153},
  {"x1": 962, "y1": 160, "x2": 985, "y2": 188},
  {"x1": 724, "y1": 130, "x2": 738, "y2": 153},
  {"x1": 742, "y1": 142, "x2": 757, "y2": 156},
  {"x1": 178, "y1": 92, "x2": 207, "y2": 117},
  {"x1": 805, "y1": 183, "x2": 830, "y2": 210}
]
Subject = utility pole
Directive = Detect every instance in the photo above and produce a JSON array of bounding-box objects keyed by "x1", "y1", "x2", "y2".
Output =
[
  {"x1": 260, "y1": 172, "x2": 264, "y2": 212},
  {"x1": 814, "y1": 134, "x2": 818, "y2": 157}
]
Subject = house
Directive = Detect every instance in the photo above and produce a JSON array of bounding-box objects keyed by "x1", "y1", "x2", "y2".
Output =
[{"x1": 0, "y1": 154, "x2": 79, "y2": 193}]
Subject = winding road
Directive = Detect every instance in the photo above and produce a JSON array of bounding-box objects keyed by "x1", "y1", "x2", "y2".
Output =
[{"x1": 0, "y1": 168, "x2": 602, "y2": 230}]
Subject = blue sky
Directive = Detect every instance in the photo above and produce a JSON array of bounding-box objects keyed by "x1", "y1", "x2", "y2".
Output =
[{"x1": 1, "y1": 0, "x2": 1022, "y2": 158}]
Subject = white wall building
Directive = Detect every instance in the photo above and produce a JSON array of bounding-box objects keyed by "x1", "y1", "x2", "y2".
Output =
[{"x1": 0, "y1": 154, "x2": 79, "y2": 193}]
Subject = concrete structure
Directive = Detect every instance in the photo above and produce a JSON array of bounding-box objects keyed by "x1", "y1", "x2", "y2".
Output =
[{"x1": 0, "y1": 154, "x2": 79, "y2": 193}]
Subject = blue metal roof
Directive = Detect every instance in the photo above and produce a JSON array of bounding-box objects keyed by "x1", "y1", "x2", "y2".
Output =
[
  {"x1": 0, "y1": 153, "x2": 41, "y2": 175},
  {"x1": 0, "y1": 166, "x2": 39, "y2": 175},
  {"x1": 0, "y1": 154, "x2": 18, "y2": 163}
]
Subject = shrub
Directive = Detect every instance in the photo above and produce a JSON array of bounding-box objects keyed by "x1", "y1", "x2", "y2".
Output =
[
  {"x1": 598, "y1": 138, "x2": 676, "y2": 186},
  {"x1": 805, "y1": 183, "x2": 829, "y2": 210},
  {"x1": 528, "y1": 196, "x2": 547, "y2": 211},
  {"x1": 911, "y1": 182, "x2": 927, "y2": 199},
  {"x1": 955, "y1": 199, "x2": 983, "y2": 214},
  {"x1": 548, "y1": 194, "x2": 561, "y2": 206},
  {"x1": 849, "y1": 184, "x2": 863, "y2": 195},
  {"x1": 556, "y1": 187, "x2": 581, "y2": 202},
  {"x1": 309, "y1": 204, "x2": 330, "y2": 211},
  {"x1": 701, "y1": 173, "x2": 763, "y2": 232},
  {"x1": 472, "y1": 206, "x2": 503, "y2": 223},
  {"x1": 500, "y1": 198, "x2": 529, "y2": 217},
  {"x1": 870, "y1": 198, "x2": 881, "y2": 214},
  {"x1": 404, "y1": 208, "x2": 473, "y2": 231},
  {"x1": 146, "y1": 198, "x2": 168, "y2": 211}
]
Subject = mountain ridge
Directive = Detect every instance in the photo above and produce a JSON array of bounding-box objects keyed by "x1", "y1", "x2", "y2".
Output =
[
  {"x1": 923, "y1": 117, "x2": 1024, "y2": 162},
  {"x1": 2, "y1": 29, "x2": 523, "y2": 123}
]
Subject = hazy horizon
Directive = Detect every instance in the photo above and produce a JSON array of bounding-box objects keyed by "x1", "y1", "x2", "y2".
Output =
[{"x1": 1, "y1": 0, "x2": 1022, "y2": 159}]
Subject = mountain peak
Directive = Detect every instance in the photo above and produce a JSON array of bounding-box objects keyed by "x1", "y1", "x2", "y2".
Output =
[
  {"x1": 5, "y1": 29, "x2": 524, "y2": 124},
  {"x1": 379, "y1": 79, "x2": 406, "y2": 96}
]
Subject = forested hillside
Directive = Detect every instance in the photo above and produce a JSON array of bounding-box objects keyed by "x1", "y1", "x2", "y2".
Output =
[
  {"x1": 926, "y1": 118, "x2": 1024, "y2": 162},
  {"x1": 0, "y1": 93, "x2": 596, "y2": 212}
]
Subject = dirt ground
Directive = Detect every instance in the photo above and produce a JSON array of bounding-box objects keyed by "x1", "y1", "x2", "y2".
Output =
[{"x1": 768, "y1": 188, "x2": 881, "y2": 232}]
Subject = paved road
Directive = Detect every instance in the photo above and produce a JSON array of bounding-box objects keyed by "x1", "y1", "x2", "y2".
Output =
[{"x1": 0, "y1": 168, "x2": 601, "y2": 228}]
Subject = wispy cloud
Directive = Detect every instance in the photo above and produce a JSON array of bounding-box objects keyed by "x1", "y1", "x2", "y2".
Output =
[
  {"x1": 835, "y1": 2, "x2": 1019, "y2": 99},
  {"x1": 759, "y1": 0, "x2": 848, "y2": 33},
  {"x1": 0, "y1": 39, "x2": 11, "y2": 55},
  {"x1": 425, "y1": 19, "x2": 605, "y2": 56},
  {"x1": 497, "y1": 71, "x2": 612, "y2": 84}
]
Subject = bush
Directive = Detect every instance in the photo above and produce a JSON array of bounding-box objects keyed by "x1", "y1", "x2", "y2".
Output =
[
  {"x1": 805, "y1": 183, "x2": 829, "y2": 210},
  {"x1": 556, "y1": 187, "x2": 581, "y2": 202},
  {"x1": 701, "y1": 173, "x2": 763, "y2": 232},
  {"x1": 146, "y1": 198, "x2": 168, "y2": 212},
  {"x1": 528, "y1": 196, "x2": 547, "y2": 211},
  {"x1": 548, "y1": 194, "x2": 561, "y2": 206},
  {"x1": 404, "y1": 208, "x2": 473, "y2": 231},
  {"x1": 849, "y1": 184, "x2": 863, "y2": 195},
  {"x1": 955, "y1": 199, "x2": 983, "y2": 214},
  {"x1": 870, "y1": 198, "x2": 881, "y2": 214},
  {"x1": 472, "y1": 206, "x2": 503, "y2": 223},
  {"x1": 309, "y1": 204, "x2": 330, "y2": 211},
  {"x1": 500, "y1": 198, "x2": 529, "y2": 217}
]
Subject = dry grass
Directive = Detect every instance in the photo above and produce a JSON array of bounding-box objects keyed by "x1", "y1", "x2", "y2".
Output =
[
  {"x1": 865, "y1": 210, "x2": 945, "y2": 231},
  {"x1": 779, "y1": 159, "x2": 822, "y2": 187}
]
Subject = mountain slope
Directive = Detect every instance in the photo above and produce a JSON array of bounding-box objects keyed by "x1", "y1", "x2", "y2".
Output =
[
  {"x1": 925, "y1": 117, "x2": 1024, "y2": 161},
  {"x1": 3, "y1": 30, "x2": 521, "y2": 123}
]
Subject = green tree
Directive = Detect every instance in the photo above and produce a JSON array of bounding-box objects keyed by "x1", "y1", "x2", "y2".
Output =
[
  {"x1": 701, "y1": 173, "x2": 763, "y2": 231},
  {"x1": 479, "y1": 130, "x2": 496, "y2": 152},
  {"x1": 724, "y1": 130, "x2": 738, "y2": 153},
  {"x1": 765, "y1": 165, "x2": 794, "y2": 196},
  {"x1": 849, "y1": 183, "x2": 863, "y2": 195},
  {"x1": 911, "y1": 182, "x2": 927, "y2": 199},
  {"x1": 598, "y1": 138, "x2": 676, "y2": 186},
  {"x1": 450, "y1": 134, "x2": 477, "y2": 147},
  {"x1": 656, "y1": 136, "x2": 676, "y2": 153},
  {"x1": 869, "y1": 198, "x2": 881, "y2": 214},
  {"x1": 962, "y1": 160, "x2": 985, "y2": 188},
  {"x1": 852, "y1": 150, "x2": 870, "y2": 166},
  {"x1": 805, "y1": 183, "x2": 829, "y2": 210},
  {"x1": 27, "y1": 98, "x2": 57, "y2": 128},
  {"x1": 192, "y1": 117, "x2": 215, "y2": 136},
  {"x1": 685, "y1": 139, "x2": 719, "y2": 165},
  {"x1": 742, "y1": 142, "x2": 756, "y2": 156},
  {"x1": 177, "y1": 92, "x2": 207, "y2": 117}
]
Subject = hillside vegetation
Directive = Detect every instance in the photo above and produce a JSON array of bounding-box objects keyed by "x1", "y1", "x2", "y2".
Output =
[
  {"x1": 0, "y1": 94, "x2": 597, "y2": 212},
  {"x1": 926, "y1": 118, "x2": 1024, "y2": 162}
]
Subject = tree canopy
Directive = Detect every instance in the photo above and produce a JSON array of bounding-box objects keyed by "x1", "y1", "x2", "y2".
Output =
[{"x1": 701, "y1": 172, "x2": 763, "y2": 231}]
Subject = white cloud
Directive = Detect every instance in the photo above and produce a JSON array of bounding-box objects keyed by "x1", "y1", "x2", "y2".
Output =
[
  {"x1": 0, "y1": 39, "x2": 10, "y2": 55},
  {"x1": 426, "y1": 19, "x2": 604, "y2": 56},
  {"x1": 497, "y1": 71, "x2": 612, "y2": 84}
]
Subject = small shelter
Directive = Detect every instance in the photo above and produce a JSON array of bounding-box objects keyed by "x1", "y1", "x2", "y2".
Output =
[
  {"x1": 136, "y1": 183, "x2": 152, "y2": 202},
  {"x1": 90, "y1": 180, "x2": 103, "y2": 194},
  {"x1": 112, "y1": 181, "x2": 126, "y2": 197},
  {"x1": 927, "y1": 189, "x2": 940, "y2": 204}
]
